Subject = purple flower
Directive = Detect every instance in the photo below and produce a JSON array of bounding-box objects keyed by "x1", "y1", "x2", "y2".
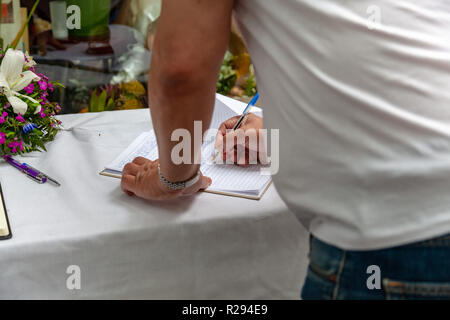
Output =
[
  {"x1": 8, "y1": 139, "x2": 22, "y2": 153},
  {"x1": 40, "y1": 93, "x2": 49, "y2": 104},
  {"x1": 16, "y1": 114, "x2": 25, "y2": 123},
  {"x1": 0, "y1": 132, "x2": 5, "y2": 145},
  {"x1": 39, "y1": 110, "x2": 46, "y2": 118},
  {"x1": 4, "y1": 103, "x2": 10, "y2": 110},
  {"x1": 24, "y1": 83, "x2": 34, "y2": 94},
  {"x1": 0, "y1": 112, "x2": 7, "y2": 124},
  {"x1": 38, "y1": 80, "x2": 48, "y2": 91}
]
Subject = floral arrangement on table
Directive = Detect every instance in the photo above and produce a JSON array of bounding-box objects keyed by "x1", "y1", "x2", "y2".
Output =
[{"x1": 0, "y1": 48, "x2": 62, "y2": 155}]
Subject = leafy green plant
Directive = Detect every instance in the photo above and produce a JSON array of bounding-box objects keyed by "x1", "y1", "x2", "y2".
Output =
[
  {"x1": 216, "y1": 51, "x2": 257, "y2": 97},
  {"x1": 217, "y1": 51, "x2": 237, "y2": 96},
  {"x1": 89, "y1": 85, "x2": 117, "y2": 112},
  {"x1": 244, "y1": 72, "x2": 257, "y2": 97}
]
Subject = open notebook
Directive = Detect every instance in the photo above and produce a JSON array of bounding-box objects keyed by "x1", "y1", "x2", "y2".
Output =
[
  {"x1": 100, "y1": 98, "x2": 272, "y2": 200},
  {"x1": 0, "y1": 183, "x2": 12, "y2": 240}
]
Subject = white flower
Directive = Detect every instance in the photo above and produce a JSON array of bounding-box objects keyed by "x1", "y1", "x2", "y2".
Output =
[
  {"x1": 0, "y1": 49, "x2": 41, "y2": 115},
  {"x1": 24, "y1": 52, "x2": 37, "y2": 69}
]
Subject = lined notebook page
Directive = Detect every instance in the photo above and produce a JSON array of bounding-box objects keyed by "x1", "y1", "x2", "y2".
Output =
[
  {"x1": 107, "y1": 131, "x2": 157, "y2": 172},
  {"x1": 210, "y1": 99, "x2": 238, "y2": 129},
  {"x1": 200, "y1": 138, "x2": 270, "y2": 192}
]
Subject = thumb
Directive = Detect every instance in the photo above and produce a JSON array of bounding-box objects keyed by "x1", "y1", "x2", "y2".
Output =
[
  {"x1": 199, "y1": 175, "x2": 212, "y2": 190},
  {"x1": 181, "y1": 174, "x2": 212, "y2": 195}
]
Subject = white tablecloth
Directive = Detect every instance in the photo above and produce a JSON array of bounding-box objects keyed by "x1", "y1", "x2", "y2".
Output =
[{"x1": 0, "y1": 101, "x2": 309, "y2": 299}]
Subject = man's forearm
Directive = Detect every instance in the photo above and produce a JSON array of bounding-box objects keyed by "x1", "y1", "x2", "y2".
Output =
[
  {"x1": 146, "y1": 0, "x2": 233, "y2": 182},
  {"x1": 148, "y1": 64, "x2": 216, "y2": 182}
]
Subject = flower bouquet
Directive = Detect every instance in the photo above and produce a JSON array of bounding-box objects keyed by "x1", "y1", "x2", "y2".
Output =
[{"x1": 0, "y1": 48, "x2": 62, "y2": 155}]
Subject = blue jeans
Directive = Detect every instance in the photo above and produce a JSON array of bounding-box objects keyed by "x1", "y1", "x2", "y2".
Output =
[{"x1": 301, "y1": 233, "x2": 450, "y2": 300}]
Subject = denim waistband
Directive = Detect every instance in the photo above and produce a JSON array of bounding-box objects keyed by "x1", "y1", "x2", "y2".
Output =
[{"x1": 310, "y1": 232, "x2": 450, "y2": 252}]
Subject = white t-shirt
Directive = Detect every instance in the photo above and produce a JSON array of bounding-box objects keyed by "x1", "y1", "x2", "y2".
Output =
[{"x1": 234, "y1": 0, "x2": 450, "y2": 250}]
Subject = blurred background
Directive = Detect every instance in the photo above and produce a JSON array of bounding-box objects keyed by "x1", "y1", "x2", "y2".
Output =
[{"x1": 1, "y1": 0, "x2": 257, "y2": 114}]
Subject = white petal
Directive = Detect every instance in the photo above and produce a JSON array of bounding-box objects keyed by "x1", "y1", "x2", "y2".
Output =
[
  {"x1": 34, "y1": 104, "x2": 41, "y2": 114},
  {"x1": 0, "y1": 73, "x2": 10, "y2": 91},
  {"x1": 1, "y1": 49, "x2": 25, "y2": 85},
  {"x1": 7, "y1": 96, "x2": 28, "y2": 115},
  {"x1": 11, "y1": 71, "x2": 40, "y2": 92}
]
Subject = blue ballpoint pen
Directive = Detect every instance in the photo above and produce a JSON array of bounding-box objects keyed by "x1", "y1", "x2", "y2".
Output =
[{"x1": 212, "y1": 93, "x2": 260, "y2": 161}]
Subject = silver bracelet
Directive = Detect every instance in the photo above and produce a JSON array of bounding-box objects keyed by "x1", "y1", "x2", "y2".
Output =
[{"x1": 158, "y1": 164, "x2": 200, "y2": 190}]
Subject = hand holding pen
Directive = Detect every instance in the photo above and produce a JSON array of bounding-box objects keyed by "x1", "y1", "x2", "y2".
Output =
[
  {"x1": 212, "y1": 93, "x2": 260, "y2": 162},
  {"x1": 213, "y1": 94, "x2": 267, "y2": 165}
]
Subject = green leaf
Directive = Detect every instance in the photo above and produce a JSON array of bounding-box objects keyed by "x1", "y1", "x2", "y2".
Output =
[
  {"x1": 97, "y1": 90, "x2": 107, "y2": 112},
  {"x1": 105, "y1": 98, "x2": 115, "y2": 111},
  {"x1": 52, "y1": 81, "x2": 66, "y2": 88},
  {"x1": 89, "y1": 89, "x2": 98, "y2": 112}
]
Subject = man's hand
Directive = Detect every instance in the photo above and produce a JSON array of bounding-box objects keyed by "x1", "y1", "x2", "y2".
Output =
[
  {"x1": 121, "y1": 157, "x2": 212, "y2": 201},
  {"x1": 215, "y1": 113, "x2": 265, "y2": 166}
]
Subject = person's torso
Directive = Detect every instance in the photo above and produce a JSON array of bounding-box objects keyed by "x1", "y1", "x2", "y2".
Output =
[{"x1": 234, "y1": 0, "x2": 450, "y2": 249}]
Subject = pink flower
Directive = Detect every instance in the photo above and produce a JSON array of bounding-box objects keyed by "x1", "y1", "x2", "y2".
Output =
[
  {"x1": 0, "y1": 132, "x2": 5, "y2": 145},
  {"x1": 8, "y1": 139, "x2": 22, "y2": 153},
  {"x1": 16, "y1": 114, "x2": 25, "y2": 123},
  {"x1": 0, "y1": 112, "x2": 7, "y2": 124},
  {"x1": 39, "y1": 110, "x2": 46, "y2": 118},
  {"x1": 38, "y1": 80, "x2": 48, "y2": 91},
  {"x1": 24, "y1": 83, "x2": 34, "y2": 94}
]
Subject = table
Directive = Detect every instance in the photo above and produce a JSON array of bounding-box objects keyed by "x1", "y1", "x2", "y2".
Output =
[{"x1": 0, "y1": 99, "x2": 309, "y2": 299}]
